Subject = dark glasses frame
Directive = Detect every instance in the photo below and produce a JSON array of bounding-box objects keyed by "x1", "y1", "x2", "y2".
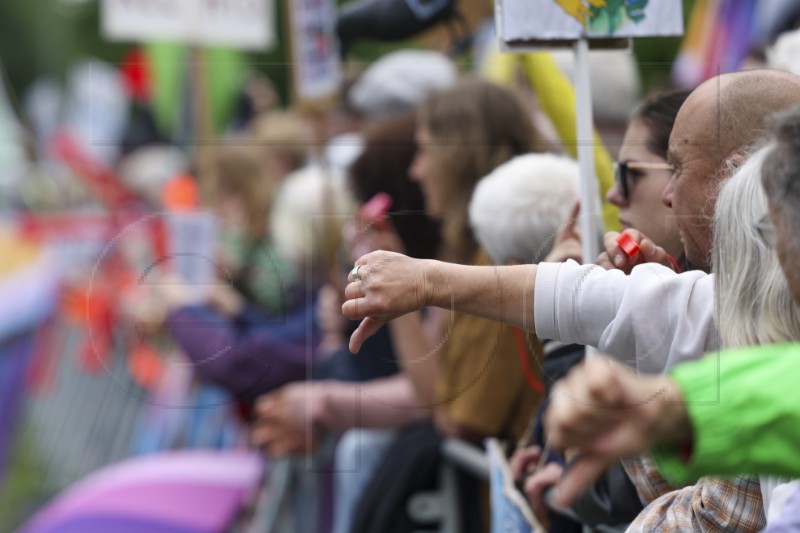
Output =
[{"x1": 614, "y1": 161, "x2": 673, "y2": 200}]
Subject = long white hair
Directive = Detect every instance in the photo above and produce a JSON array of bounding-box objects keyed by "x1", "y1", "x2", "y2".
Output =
[{"x1": 713, "y1": 144, "x2": 800, "y2": 347}]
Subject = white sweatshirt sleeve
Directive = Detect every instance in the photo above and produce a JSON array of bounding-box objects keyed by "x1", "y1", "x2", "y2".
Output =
[{"x1": 533, "y1": 260, "x2": 720, "y2": 374}]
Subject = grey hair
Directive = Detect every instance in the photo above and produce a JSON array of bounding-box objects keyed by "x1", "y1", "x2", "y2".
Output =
[
  {"x1": 713, "y1": 145, "x2": 800, "y2": 348},
  {"x1": 271, "y1": 165, "x2": 355, "y2": 268},
  {"x1": 468, "y1": 153, "x2": 580, "y2": 265},
  {"x1": 762, "y1": 106, "x2": 800, "y2": 254}
]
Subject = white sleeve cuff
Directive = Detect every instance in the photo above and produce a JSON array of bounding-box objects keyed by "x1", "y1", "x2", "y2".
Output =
[{"x1": 534, "y1": 261, "x2": 569, "y2": 340}]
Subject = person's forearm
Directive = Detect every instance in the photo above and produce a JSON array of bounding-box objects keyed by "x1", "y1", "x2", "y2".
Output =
[
  {"x1": 167, "y1": 305, "x2": 309, "y2": 398},
  {"x1": 316, "y1": 374, "x2": 431, "y2": 432},
  {"x1": 424, "y1": 260, "x2": 538, "y2": 332},
  {"x1": 344, "y1": 252, "x2": 538, "y2": 353}
]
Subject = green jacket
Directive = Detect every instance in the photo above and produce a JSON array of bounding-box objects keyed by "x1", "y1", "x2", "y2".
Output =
[{"x1": 653, "y1": 344, "x2": 800, "y2": 484}]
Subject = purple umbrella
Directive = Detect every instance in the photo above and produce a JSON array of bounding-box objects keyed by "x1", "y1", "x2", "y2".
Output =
[{"x1": 19, "y1": 450, "x2": 264, "y2": 533}]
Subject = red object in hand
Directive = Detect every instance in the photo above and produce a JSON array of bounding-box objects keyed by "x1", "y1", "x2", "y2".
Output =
[
  {"x1": 360, "y1": 193, "x2": 393, "y2": 226},
  {"x1": 617, "y1": 232, "x2": 640, "y2": 258}
]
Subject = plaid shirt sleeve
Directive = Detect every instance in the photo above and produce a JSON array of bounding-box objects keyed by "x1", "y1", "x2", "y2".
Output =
[
  {"x1": 626, "y1": 475, "x2": 766, "y2": 533},
  {"x1": 622, "y1": 455, "x2": 681, "y2": 505}
]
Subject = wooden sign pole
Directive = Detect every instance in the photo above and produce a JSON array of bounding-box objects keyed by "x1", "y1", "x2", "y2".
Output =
[{"x1": 189, "y1": 44, "x2": 215, "y2": 197}]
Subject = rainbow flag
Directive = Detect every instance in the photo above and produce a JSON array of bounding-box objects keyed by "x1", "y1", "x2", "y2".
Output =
[{"x1": 672, "y1": 0, "x2": 759, "y2": 88}]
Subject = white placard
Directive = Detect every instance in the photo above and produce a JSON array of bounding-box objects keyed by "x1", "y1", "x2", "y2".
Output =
[
  {"x1": 498, "y1": 0, "x2": 683, "y2": 44},
  {"x1": 287, "y1": 0, "x2": 342, "y2": 106},
  {"x1": 102, "y1": 0, "x2": 275, "y2": 51},
  {"x1": 165, "y1": 210, "x2": 218, "y2": 295}
]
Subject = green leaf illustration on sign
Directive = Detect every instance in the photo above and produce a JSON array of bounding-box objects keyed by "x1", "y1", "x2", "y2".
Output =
[{"x1": 589, "y1": 0, "x2": 650, "y2": 35}]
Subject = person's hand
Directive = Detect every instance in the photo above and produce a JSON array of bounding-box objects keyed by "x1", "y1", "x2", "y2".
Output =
[
  {"x1": 252, "y1": 384, "x2": 324, "y2": 456},
  {"x1": 509, "y1": 446, "x2": 563, "y2": 526},
  {"x1": 342, "y1": 251, "x2": 432, "y2": 353},
  {"x1": 120, "y1": 284, "x2": 166, "y2": 333},
  {"x1": 544, "y1": 356, "x2": 691, "y2": 507},
  {"x1": 207, "y1": 283, "x2": 245, "y2": 317},
  {"x1": 525, "y1": 463, "x2": 564, "y2": 526},
  {"x1": 154, "y1": 272, "x2": 207, "y2": 311},
  {"x1": 544, "y1": 202, "x2": 583, "y2": 264},
  {"x1": 596, "y1": 229, "x2": 677, "y2": 274},
  {"x1": 510, "y1": 445, "x2": 543, "y2": 483},
  {"x1": 251, "y1": 416, "x2": 311, "y2": 456}
]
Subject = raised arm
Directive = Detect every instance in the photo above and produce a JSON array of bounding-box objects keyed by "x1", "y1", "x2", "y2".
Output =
[{"x1": 341, "y1": 251, "x2": 538, "y2": 353}]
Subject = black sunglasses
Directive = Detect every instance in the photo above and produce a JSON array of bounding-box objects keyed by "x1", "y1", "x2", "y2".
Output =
[{"x1": 614, "y1": 161, "x2": 673, "y2": 200}]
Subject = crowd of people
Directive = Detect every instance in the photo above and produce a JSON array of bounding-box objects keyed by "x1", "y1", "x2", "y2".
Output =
[{"x1": 339, "y1": 53, "x2": 800, "y2": 533}]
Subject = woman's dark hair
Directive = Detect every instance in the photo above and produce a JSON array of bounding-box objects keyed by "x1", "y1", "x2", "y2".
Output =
[
  {"x1": 634, "y1": 89, "x2": 692, "y2": 159},
  {"x1": 348, "y1": 113, "x2": 441, "y2": 259}
]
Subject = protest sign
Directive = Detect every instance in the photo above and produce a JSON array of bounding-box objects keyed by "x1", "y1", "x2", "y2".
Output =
[
  {"x1": 102, "y1": 0, "x2": 275, "y2": 50},
  {"x1": 497, "y1": 0, "x2": 683, "y2": 46},
  {"x1": 286, "y1": 0, "x2": 342, "y2": 108}
]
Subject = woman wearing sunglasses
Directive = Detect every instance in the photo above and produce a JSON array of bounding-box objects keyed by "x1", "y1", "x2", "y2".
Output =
[{"x1": 605, "y1": 89, "x2": 691, "y2": 269}]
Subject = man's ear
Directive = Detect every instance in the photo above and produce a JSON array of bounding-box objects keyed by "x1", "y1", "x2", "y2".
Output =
[{"x1": 727, "y1": 152, "x2": 746, "y2": 170}]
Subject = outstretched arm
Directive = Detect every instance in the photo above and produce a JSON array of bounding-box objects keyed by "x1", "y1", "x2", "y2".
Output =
[{"x1": 341, "y1": 251, "x2": 539, "y2": 353}]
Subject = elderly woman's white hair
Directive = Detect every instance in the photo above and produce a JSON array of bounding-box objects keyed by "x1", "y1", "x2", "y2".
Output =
[
  {"x1": 271, "y1": 165, "x2": 354, "y2": 269},
  {"x1": 468, "y1": 153, "x2": 580, "y2": 265},
  {"x1": 712, "y1": 144, "x2": 800, "y2": 349}
]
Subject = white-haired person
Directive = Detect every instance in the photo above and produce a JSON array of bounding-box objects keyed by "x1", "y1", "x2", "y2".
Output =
[
  {"x1": 470, "y1": 153, "x2": 645, "y2": 532},
  {"x1": 469, "y1": 153, "x2": 582, "y2": 267},
  {"x1": 626, "y1": 143, "x2": 800, "y2": 528},
  {"x1": 158, "y1": 163, "x2": 354, "y2": 405},
  {"x1": 506, "y1": 90, "x2": 695, "y2": 531},
  {"x1": 468, "y1": 153, "x2": 583, "y2": 393},
  {"x1": 545, "y1": 129, "x2": 800, "y2": 526},
  {"x1": 490, "y1": 90, "x2": 694, "y2": 528}
]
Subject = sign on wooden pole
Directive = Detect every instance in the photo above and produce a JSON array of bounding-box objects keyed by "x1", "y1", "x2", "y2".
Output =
[
  {"x1": 102, "y1": 0, "x2": 275, "y2": 51},
  {"x1": 285, "y1": 0, "x2": 342, "y2": 110},
  {"x1": 496, "y1": 0, "x2": 683, "y2": 48},
  {"x1": 494, "y1": 0, "x2": 684, "y2": 359}
]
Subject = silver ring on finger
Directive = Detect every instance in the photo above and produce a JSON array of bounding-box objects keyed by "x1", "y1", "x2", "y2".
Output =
[{"x1": 350, "y1": 264, "x2": 362, "y2": 282}]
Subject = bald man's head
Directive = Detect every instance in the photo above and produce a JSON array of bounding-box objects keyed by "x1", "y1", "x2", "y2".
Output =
[
  {"x1": 664, "y1": 69, "x2": 800, "y2": 270},
  {"x1": 718, "y1": 70, "x2": 800, "y2": 162}
]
